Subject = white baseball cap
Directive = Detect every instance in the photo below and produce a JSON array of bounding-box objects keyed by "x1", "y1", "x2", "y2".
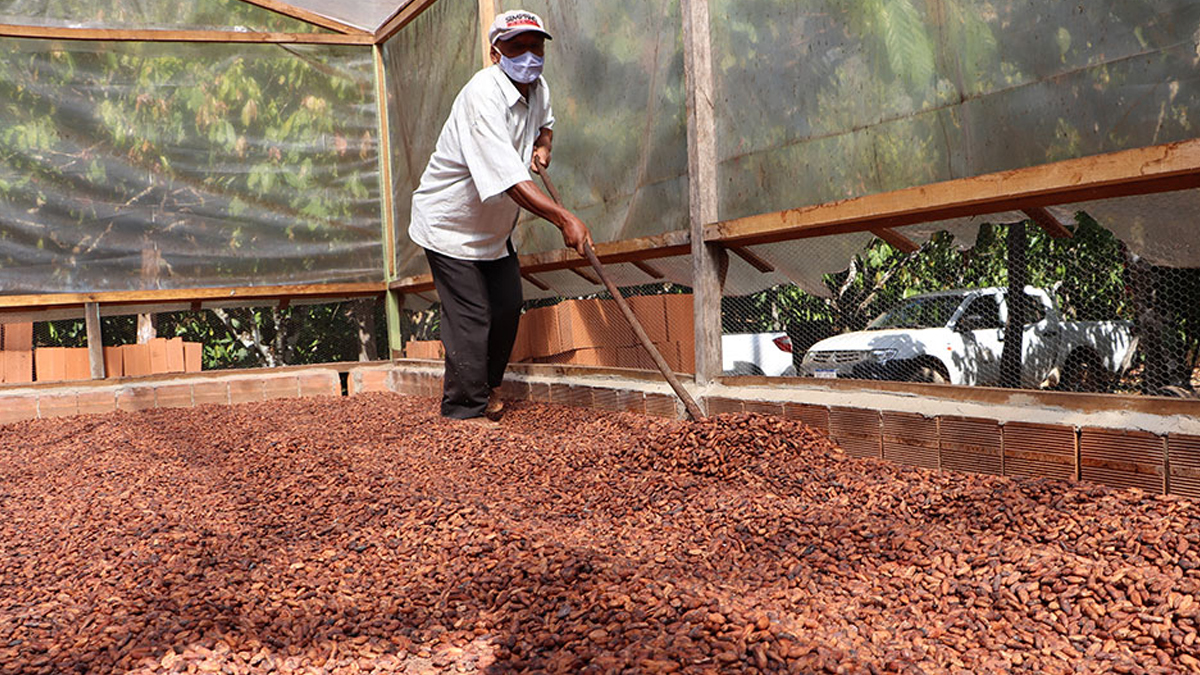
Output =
[{"x1": 488, "y1": 10, "x2": 553, "y2": 45}]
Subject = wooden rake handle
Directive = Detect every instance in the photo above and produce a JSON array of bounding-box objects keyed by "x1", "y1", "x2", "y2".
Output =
[{"x1": 533, "y1": 160, "x2": 704, "y2": 421}]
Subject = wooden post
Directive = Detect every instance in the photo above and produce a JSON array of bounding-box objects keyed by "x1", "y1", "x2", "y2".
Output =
[
  {"x1": 682, "y1": 0, "x2": 725, "y2": 386},
  {"x1": 138, "y1": 240, "x2": 160, "y2": 343},
  {"x1": 1000, "y1": 220, "x2": 1028, "y2": 388},
  {"x1": 84, "y1": 302, "x2": 105, "y2": 379},
  {"x1": 387, "y1": 291, "x2": 405, "y2": 360},
  {"x1": 374, "y1": 44, "x2": 406, "y2": 360},
  {"x1": 479, "y1": 0, "x2": 496, "y2": 66}
]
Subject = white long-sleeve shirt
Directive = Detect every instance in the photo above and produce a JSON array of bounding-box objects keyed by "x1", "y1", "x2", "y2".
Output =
[{"x1": 408, "y1": 65, "x2": 555, "y2": 261}]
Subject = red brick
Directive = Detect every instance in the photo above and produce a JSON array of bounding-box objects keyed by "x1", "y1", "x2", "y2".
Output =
[
  {"x1": 229, "y1": 380, "x2": 264, "y2": 404},
  {"x1": 782, "y1": 403, "x2": 829, "y2": 433},
  {"x1": 549, "y1": 383, "x2": 573, "y2": 406},
  {"x1": 663, "y1": 294, "x2": 694, "y2": 352},
  {"x1": 103, "y1": 347, "x2": 123, "y2": 379},
  {"x1": 616, "y1": 389, "x2": 645, "y2": 414},
  {"x1": 558, "y1": 299, "x2": 636, "y2": 351},
  {"x1": 76, "y1": 391, "x2": 116, "y2": 416},
  {"x1": 626, "y1": 295, "x2": 668, "y2": 344},
  {"x1": 299, "y1": 372, "x2": 339, "y2": 398},
  {"x1": 0, "y1": 396, "x2": 38, "y2": 424},
  {"x1": 644, "y1": 393, "x2": 678, "y2": 418},
  {"x1": 39, "y1": 393, "x2": 78, "y2": 419},
  {"x1": 34, "y1": 347, "x2": 67, "y2": 383},
  {"x1": 3, "y1": 351, "x2": 33, "y2": 384},
  {"x1": 528, "y1": 382, "x2": 551, "y2": 403},
  {"x1": 743, "y1": 400, "x2": 784, "y2": 416},
  {"x1": 2, "y1": 322, "x2": 32, "y2": 351},
  {"x1": 592, "y1": 387, "x2": 620, "y2": 412},
  {"x1": 165, "y1": 338, "x2": 185, "y2": 373},
  {"x1": 565, "y1": 385, "x2": 594, "y2": 409},
  {"x1": 149, "y1": 338, "x2": 170, "y2": 374},
  {"x1": 500, "y1": 379, "x2": 531, "y2": 402},
  {"x1": 64, "y1": 348, "x2": 90, "y2": 381},
  {"x1": 192, "y1": 381, "x2": 229, "y2": 407},
  {"x1": 117, "y1": 387, "x2": 157, "y2": 412},
  {"x1": 423, "y1": 374, "x2": 442, "y2": 398},
  {"x1": 389, "y1": 370, "x2": 417, "y2": 396},
  {"x1": 705, "y1": 397, "x2": 744, "y2": 415},
  {"x1": 263, "y1": 376, "x2": 300, "y2": 400},
  {"x1": 123, "y1": 344, "x2": 153, "y2": 378},
  {"x1": 353, "y1": 370, "x2": 389, "y2": 395},
  {"x1": 155, "y1": 384, "x2": 194, "y2": 409},
  {"x1": 184, "y1": 342, "x2": 203, "y2": 373}
]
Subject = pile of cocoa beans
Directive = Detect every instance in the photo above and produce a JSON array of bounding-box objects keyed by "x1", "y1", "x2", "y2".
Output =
[{"x1": 0, "y1": 394, "x2": 1196, "y2": 674}]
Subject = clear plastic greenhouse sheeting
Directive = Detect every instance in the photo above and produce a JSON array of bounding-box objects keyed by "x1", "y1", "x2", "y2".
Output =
[
  {"x1": 385, "y1": 0, "x2": 480, "y2": 281},
  {"x1": 276, "y1": 0, "x2": 408, "y2": 34},
  {"x1": 498, "y1": 0, "x2": 690, "y2": 259},
  {"x1": 0, "y1": 39, "x2": 383, "y2": 293},
  {"x1": 1051, "y1": 190, "x2": 1200, "y2": 269},
  {"x1": 710, "y1": 0, "x2": 1200, "y2": 223},
  {"x1": 0, "y1": 0, "x2": 327, "y2": 31}
]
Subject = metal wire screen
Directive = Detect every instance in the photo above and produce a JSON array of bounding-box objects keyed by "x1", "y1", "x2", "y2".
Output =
[
  {"x1": 11, "y1": 298, "x2": 385, "y2": 383},
  {"x1": 721, "y1": 205, "x2": 1199, "y2": 398}
]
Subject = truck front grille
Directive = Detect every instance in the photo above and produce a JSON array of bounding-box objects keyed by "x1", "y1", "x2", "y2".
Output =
[{"x1": 808, "y1": 350, "x2": 867, "y2": 365}]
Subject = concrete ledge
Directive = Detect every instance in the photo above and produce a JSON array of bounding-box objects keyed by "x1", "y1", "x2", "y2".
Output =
[
  {"x1": 376, "y1": 361, "x2": 1200, "y2": 499},
  {"x1": 0, "y1": 369, "x2": 342, "y2": 425}
]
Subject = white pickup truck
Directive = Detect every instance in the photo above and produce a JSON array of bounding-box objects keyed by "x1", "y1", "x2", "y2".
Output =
[{"x1": 797, "y1": 287, "x2": 1136, "y2": 391}]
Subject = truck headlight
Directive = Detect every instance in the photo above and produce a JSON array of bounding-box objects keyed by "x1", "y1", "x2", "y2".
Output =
[
  {"x1": 801, "y1": 351, "x2": 816, "y2": 364},
  {"x1": 870, "y1": 348, "x2": 897, "y2": 363}
]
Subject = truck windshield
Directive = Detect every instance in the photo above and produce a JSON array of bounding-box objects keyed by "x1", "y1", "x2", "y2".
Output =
[{"x1": 868, "y1": 296, "x2": 964, "y2": 330}]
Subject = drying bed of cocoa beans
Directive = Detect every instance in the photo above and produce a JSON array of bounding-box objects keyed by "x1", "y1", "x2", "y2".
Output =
[{"x1": 1, "y1": 393, "x2": 1198, "y2": 675}]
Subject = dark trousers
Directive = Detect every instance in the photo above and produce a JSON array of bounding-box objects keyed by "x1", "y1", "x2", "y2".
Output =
[{"x1": 424, "y1": 247, "x2": 523, "y2": 419}]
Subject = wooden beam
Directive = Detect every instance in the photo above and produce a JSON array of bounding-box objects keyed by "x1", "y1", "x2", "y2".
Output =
[
  {"x1": 726, "y1": 245, "x2": 774, "y2": 273},
  {"x1": 521, "y1": 273, "x2": 552, "y2": 292},
  {"x1": 236, "y1": 0, "x2": 370, "y2": 34},
  {"x1": 84, "y1": 302, "x2": 105, "y2": 380},
  {"x1": 373, "y1": 45, "x2": 397, "y2": 280},
  {"x1": 570, "y1": 267, "x2": 601, "y2": 285},
  {"x1": 1023, "y1": 207, "x2": 1074, "y2": 239},
  {"x1": 0, "y1": 282, "x2": 386, "y2": 311},
  {"x1": 0, "y1": 23, "x2": 376, "y2": 44},
  {"x1": 682, "y1": 0, "x2": 723, "y2": 387},
  {"x1": 632, "y1": 260, "x2": 665, "y2": 280},
  {"x1": 870, "y1": 228, "x2": 920, "y2": 253},
  {"x1": 478, "y1": 0, "x2": 496, "y2": 66},
  {"x1": 375, "y1": 0, "x2": 442, "y2": 44},
  {"x1": 705, "y1": 139, "x2": 1200, "y2": 248},
  {"x1": 389, "y1": 230, "x2": 691, "y2": 294}
]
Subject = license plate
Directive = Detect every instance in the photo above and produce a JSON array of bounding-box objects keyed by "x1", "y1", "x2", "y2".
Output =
[{"x1": 814, "y1": 370, "x2": 838, "y2": 379}]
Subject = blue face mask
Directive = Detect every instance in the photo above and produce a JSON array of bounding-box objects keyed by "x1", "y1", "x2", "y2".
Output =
[{"x1": 499, "y1": 51, "x2": 544, "y2": 84}]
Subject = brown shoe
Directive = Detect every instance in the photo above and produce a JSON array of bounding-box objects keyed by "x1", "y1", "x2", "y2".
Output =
[
  {"x1": 485, "y1": 387, "x2": 504, "y2": 421},
  {"x1": 458, "y1": 416, "x2": 500, "y2": 430}
]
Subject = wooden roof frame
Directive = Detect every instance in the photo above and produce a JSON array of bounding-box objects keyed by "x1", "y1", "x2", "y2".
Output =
[
  {"x1": 705, "y1": 139, "x2": 1200, "y2": 248},
  {"x1": 0, "y1": 0, "x2": 449, "y2": 44},
  {"x1": 0, "y1": 282, "x2": 385, "y2": 314}
]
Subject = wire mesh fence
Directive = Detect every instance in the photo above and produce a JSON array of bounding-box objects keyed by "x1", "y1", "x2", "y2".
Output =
[
  {"x1": 720, "y1": 210, "x2": 1199, "y2": 398},
  {"x1": 5, "y1": 298, "x2": 386, "y2": 384}
]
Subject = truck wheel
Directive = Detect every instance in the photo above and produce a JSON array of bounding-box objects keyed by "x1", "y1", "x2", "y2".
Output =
[
  {"x1": 912, "y1": 359, "x2": 949, "y2": 384},
  {"x1": 1061, "y1": 351, "x2": 1110, "y2": 393}
]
